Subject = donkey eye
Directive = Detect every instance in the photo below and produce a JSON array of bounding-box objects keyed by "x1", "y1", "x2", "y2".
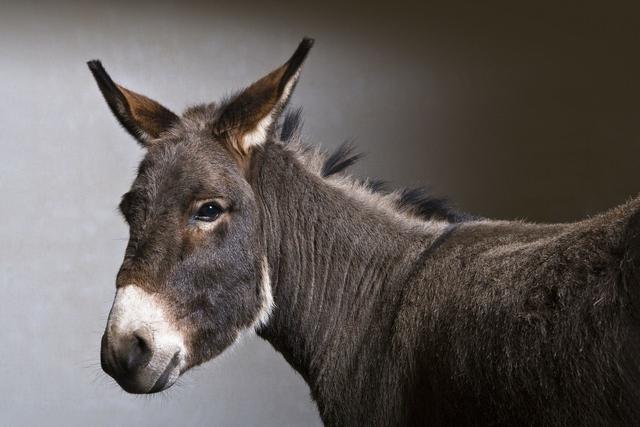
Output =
[{"x1": 194, "y1": 202, "x2": 223, "y2": 222}]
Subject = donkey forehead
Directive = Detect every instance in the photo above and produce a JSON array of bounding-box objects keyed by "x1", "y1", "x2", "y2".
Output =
[{"x1": 132, "y1": 136, "x2": 243, "y2": 198}]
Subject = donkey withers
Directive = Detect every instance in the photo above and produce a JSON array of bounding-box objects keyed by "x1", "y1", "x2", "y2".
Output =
[{"x1": 90, "y1": 39, "x2": 640, "y2": 426}]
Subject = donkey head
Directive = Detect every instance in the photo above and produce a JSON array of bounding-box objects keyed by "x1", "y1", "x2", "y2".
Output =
[{"x1": 90, "y1": 39, "x2": 313, "y2": 393}]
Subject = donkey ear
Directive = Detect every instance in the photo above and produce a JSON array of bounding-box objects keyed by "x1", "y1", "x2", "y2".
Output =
[
  {"x1": 215, "y1": 38, "x2": 314, "y2": 156},
  {"x1": 87, "y1": 60, "x2": 179, "y2": 147}
]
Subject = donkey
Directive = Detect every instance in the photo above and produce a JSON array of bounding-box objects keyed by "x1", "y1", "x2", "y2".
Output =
[{"x1": 90, "y1": 39, "x2": 640, "y2": 426}]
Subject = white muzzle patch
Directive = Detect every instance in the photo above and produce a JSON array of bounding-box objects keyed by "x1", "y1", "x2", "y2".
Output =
[{"x1": 106, "y1": 285, "x2": 187, "y2": 392}]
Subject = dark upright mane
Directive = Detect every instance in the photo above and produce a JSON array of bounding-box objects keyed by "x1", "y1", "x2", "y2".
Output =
[
  {"x1": 321, "y1": 141, "x2": 362, "y2": 178},
  {"x1": 278, "y1": 109, "x2": 474, "y2": 224}
]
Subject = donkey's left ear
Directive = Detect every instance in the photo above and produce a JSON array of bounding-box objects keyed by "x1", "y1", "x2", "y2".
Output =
[
  {"x1": 215, "y1": 38, "x2": 314, "y2": 156},
  {"x1": 87, "y1": 60, "x2": 179, "y2": 147}
]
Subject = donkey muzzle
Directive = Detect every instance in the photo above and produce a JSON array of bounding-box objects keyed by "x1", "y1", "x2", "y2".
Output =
[{"x1": 101, "y1": 285, "x2": 186, "y2": 394}]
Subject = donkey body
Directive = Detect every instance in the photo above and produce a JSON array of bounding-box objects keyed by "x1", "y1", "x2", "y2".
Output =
[
  {"x1": 252, "y1": 138, "x2": 640, "y2": 426},
  {"x1": 91, "y1": 39, "x2": 640, "y2": 426}
]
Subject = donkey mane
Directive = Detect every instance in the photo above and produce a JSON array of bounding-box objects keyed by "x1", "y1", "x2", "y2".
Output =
[{"x1": 276, "y1": 108, "x2": 473, "y2": 224}]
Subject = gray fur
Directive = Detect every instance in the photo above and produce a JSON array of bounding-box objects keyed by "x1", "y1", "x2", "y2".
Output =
[
  {"x1": 91, "y1": 40, "x2": 640, "y2": 426},
  {"x1": 251, "y1": 142, "x2": 640, "y2": 426}
]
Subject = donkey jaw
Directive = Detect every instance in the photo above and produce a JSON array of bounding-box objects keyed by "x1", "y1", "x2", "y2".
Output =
[{"x1": 101, "y1": 285, "x2": 187, "y2": 394}]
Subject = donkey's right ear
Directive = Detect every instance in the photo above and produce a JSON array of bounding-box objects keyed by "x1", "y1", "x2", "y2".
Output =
[{"x1": 87, "y1": 60, "x2": 179, "y2": 147}]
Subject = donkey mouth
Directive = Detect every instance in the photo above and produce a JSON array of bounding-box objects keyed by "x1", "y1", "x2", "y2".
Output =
[
  {"x1": 111, "y1": 353, "x2": 182, "y2": 394},
  {"x1": 148, "y1": 351, "x2": 183, "y2": 393},
  {"x1": 102, "y1": 342, "x2": 184, "y2": 394}
]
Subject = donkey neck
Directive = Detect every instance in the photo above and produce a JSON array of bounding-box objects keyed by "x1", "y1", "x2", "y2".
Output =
[{"x1": 248, "y1": 142, "x2": 449, "y2": 420}]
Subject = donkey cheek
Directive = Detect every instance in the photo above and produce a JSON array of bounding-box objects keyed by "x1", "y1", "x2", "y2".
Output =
[{"x1": 180, "y1": 229, "x2": 206, "y2": 256}]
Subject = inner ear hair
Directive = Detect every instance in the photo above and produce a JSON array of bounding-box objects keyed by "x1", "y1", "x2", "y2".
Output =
[
  {"x1": 215, "y1": 37, "x2": 315, "y2": 157},
  {"x1": 87, "y1": 60, "x2": 179, "y2": 147}
]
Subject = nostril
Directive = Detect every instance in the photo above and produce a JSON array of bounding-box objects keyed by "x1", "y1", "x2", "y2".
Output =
[
  {"x1": 125, "y1": 329, "x2": 154, "y2": 373},
  {"x1": 135, "y1": 333, "x2": 150, "y2": 352}
]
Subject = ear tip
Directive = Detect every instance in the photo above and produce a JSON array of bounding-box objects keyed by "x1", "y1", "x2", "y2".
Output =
[
  {"x1": 87, "y1": 60, "x2": 110, "y2": 82},
  {"x1": 301, "y1": 37, "x2": 315, "y2": 48},
  {"x1": 287, "y1": 37, "x2": 315, "y2": 68},
  {"x1": 298, "y1": 37, "x2": 315, "y2": 56},
  {"x1": 87, "y1": 59, "x2": 103, "y2": 71},
  {"x1": 87, "y1": 59, "x2": 118, "y2": 94}
]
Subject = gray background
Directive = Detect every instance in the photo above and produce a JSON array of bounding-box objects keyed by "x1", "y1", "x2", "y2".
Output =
[{"x1": 1, "y1": 1, "x2": 639, "y2": 426}]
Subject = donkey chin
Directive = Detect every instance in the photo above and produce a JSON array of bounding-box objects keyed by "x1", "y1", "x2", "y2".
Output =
[{"x1": 100, "y1": 285, "x2": 187, "y2": 394}]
